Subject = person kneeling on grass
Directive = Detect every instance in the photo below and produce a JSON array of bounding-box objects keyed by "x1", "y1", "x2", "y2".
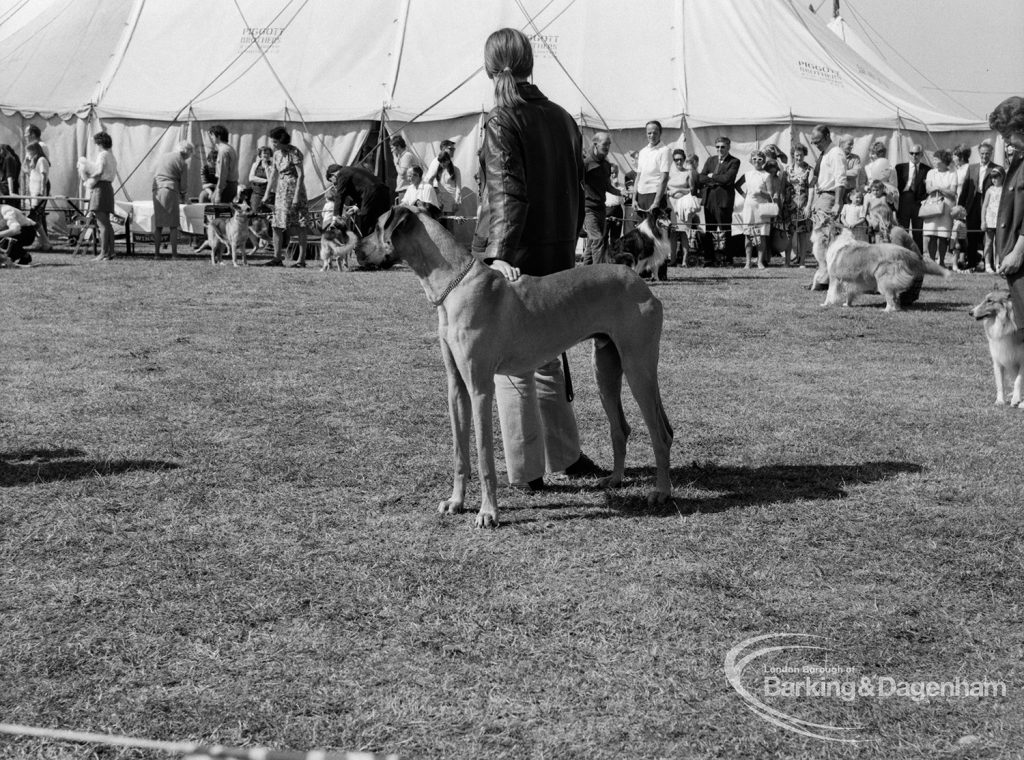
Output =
[{"x1": 0, "y1": 203, "x2": 37, "y2": 267}]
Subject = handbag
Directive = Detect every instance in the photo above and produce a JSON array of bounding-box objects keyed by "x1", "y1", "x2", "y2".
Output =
[
  {"x1": 757, "y1": 201, "x2": 780, "y2": 220},
  {"x1": 769, "y1": 226, "x2": 791, "y2": 254},
  {"x1": 918, "y1": 197, "x2": 945, "y2": 219}
]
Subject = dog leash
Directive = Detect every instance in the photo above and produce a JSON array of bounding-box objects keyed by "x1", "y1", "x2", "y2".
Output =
[
  {"x1": 429, "y1": 257, "x2": 476, "y2": 307},
  {"x1": 561, "y1": 352, "x2": 574, "y2": 402}
]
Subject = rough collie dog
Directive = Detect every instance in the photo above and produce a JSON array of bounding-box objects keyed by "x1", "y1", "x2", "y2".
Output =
[
  {"x1": 822, "y1": 227, "x2": 949, "y2": 311},
  {"x1": 618, "y1": 206, "x2": 672, "y2": 280},
  {"x1": 970, "y1": 291, "x2": 1024, "y2": 407}
]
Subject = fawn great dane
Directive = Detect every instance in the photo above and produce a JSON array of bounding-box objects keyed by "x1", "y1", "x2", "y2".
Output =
[{"x1": 356, "y1": 205, "x2": 673, "y2": 528}]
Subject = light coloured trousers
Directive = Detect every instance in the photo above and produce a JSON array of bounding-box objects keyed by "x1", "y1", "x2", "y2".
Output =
[{"x1": 495, "y1": 356, "x2": 580, "y2": 484}]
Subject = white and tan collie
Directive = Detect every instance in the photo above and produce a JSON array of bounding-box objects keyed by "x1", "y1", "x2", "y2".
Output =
[
  {"x1": 970, "y1": 291, "x2": 1024, "y2": 407},
  {"x1": 822, "y1": 226, "x2": 949, "y2": 311}
]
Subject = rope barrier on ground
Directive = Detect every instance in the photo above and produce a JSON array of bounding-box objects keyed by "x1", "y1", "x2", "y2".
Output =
[{"x1": 0, "y1": 722, "x2": 398, "y2": 760}]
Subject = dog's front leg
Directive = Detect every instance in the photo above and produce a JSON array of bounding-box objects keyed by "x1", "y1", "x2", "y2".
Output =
[
  {"x1": 469, "y1": 379, "x2": 500, "y2": 528},
  {"x1": 458, "y1": 362, "x2": 499, "y2": 528},
  {"x1": 822, "y1": 278, "x2": 842, "y2": 307},
  {"x1": 439, "y1": 340, "x2": 470, "y2": 516},
  {"x1": 993, "y1": 362, "x2": 1007, "y2": 405},
  {"x1": 1010, "y1": 366, "x2": 1023, "y2": 407}
]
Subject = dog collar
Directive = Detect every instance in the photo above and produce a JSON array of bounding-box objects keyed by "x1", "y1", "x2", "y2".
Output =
[{"x1": 429, "y1": 257, "x2": 476, "y2": 307}]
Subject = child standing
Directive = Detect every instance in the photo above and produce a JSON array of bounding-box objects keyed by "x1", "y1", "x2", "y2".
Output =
[
  {"x1": 981, "y1": 167, "x2": 1005, "y2": 273},
  {"x1": 949, "y1": 205, "x2": 969, "y2": 272},
  {"x1": 841, "y1": 188, "x2": 869, "y2": 242},
  {"x1": 864, "y1": 180, "x2": 893, "y2": 243}
]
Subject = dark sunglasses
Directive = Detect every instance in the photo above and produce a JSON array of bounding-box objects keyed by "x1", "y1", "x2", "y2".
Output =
[
  {"x1": 910, "y1": 151, "x2": 922, "y2": 156},
  {"x1": 715, "y1": 145, "x2": 727, "y2": 149}
]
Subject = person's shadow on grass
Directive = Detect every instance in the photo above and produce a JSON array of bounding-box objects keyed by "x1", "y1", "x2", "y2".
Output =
[
  {"x1": 520, "y1": 460, "x2": 923, "y2": 521},
  {"x1": 0, "y1": 447, "x2": 179, "y2": 486}
]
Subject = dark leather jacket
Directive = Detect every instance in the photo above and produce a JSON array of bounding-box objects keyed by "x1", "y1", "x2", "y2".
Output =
[{"x1": 472, "y1": 82, "x2": 584, "y2": 276}]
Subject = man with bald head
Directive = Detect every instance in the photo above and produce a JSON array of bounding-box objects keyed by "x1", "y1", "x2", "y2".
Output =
[
  {"x1": 895, "y1": 143, "x2": 931, "y2": 250},
  {"x1": 582, "y1": 131, "x2": 621, "y2": 264}
]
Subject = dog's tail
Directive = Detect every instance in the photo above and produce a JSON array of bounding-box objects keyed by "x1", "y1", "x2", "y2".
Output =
[{"x1": 920, "y1": 257, "x2": 952, "y2": 278}]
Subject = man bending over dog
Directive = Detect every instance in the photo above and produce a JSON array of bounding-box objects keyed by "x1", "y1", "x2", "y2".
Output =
[{"x1": 471, "y1": 28, "x2": 606, "y2": 491}]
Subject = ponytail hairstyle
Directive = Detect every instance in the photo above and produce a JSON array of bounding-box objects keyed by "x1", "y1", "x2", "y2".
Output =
[{"x1": 484, "y1": 28, "x2": 533, "y2": 109}]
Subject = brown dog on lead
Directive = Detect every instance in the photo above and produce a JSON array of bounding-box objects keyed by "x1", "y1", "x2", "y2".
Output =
[{"x1": 355, "y1": 205, "x2": 674, "y2": 528}]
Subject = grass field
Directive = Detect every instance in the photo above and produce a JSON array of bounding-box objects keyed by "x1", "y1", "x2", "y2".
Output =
[{"x1": 1, "y1": 248, "x2": 1022, "y2": 759}]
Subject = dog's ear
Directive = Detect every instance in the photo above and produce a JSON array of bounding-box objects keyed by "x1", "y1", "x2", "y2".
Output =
[{"x1": 380, "y1": 204, "x2": 417, "y2": 250}]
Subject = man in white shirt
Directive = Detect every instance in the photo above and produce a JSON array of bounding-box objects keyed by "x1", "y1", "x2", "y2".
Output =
[
  {"x1": 208, "y1": 125, "x2": 239, "y2": 203},
  {"x1": 391, "y1": 135, "x2": 420, "y2": 200},
  {"x1": 400, "y1": 165, "x2": 440, "y2": 218},
  {"x1": 632, "y1": 120, "x2": 671, "y2": 214},
  {"x1": 807, "y1": 124, "x2": 847, "y2": 289},
  {"x1": 0, "y1": 203, "x2": 37, "y2": 267}
]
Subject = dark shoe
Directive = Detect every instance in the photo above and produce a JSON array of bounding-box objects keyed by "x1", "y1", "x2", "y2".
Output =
[
  {"x1": 563, "y1": 453, "x2": 610, "y2": 478},
  {"x1": 263, "y1": 258, "x2": 284, "y2": 267},
  {"x1": 510, "y1": 477, "x2": 547, "y2": 492}
]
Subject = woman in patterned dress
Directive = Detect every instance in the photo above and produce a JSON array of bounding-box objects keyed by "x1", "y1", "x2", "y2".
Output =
[
  {"x1": 785, "y1": 143, "x2": 813, "y2": 266},
  {"x1": 265, "y1": 126, "x2": 308, "y2": 267}
]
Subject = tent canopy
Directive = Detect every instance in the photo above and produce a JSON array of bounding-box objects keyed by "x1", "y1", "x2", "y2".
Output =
[{"x1": 0, "y1": 0, "x2": 987, "y2": 130}]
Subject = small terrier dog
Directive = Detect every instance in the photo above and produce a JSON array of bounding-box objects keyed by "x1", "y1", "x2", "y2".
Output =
[{"x1": 319, "y1": 204, "x2": 359, "y2": 272}]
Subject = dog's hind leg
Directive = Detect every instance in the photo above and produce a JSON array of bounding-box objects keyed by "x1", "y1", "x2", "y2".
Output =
[
  {"x1": 439, "y1": 340, "x2": 471, "y2": 516},
  {"x1": 619, "y1": 336, "x2": 673, "y2": 505},
  {"x1": 880, "y1": 285, "x2": 902, "y2": 312},
  {"x1": 593, "y1": 337, "x2": 631, "y2": 488},
  {"x1": 463, "y1": 366, "x2": 500, "y2": 529}
]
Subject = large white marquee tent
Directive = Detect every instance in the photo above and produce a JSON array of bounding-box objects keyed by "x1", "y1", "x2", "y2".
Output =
[{"x1": 0, "y1": 0, "x2": 995, "y2": 220}]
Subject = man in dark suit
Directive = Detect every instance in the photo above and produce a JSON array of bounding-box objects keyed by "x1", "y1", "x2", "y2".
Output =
[
  {"x1": 978, "y1": 140, "x2": 1003, "y2": 195},
  {"x1": 700, "y1": 136, "x2": 740, "y2": 266},
  {"x1": 953, "y1": 144, "x2": 984, "y2": 269},
  {"x1": 895, "y1": 143, "x2": 931, "y2": 251}
]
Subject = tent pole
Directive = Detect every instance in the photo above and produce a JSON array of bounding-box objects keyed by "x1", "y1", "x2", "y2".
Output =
[{"x1": 376, "y1": 107, "x2": 387, "y2": 181}]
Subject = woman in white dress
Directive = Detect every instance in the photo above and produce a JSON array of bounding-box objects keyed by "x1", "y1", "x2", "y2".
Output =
[
  {"x1": 736, "y1": 150, "x2": 773, "y2": 268},
  {"x1": 666, "y1": 149, "x2": 701, "y2": 266},
  {"x1": 922, "y1": 148, "x2": 958, "y2": 268}
]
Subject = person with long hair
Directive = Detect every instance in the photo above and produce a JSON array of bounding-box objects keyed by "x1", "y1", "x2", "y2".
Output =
[
  {"x1": 264, "y1": 126, "x2": 308, "y2": 267},
  {"x1": 990, "y1": 96, "x2": 1024, "y2": 326},
  {"x1": 87, "y1": 131, "x2": 117, "y2": 262},
  {"x1": 471, "y1": 27, "x2": 604, "y2": 492},
  {"x1": 24, "y1": 143, "x2": 51, "y2": 252}
]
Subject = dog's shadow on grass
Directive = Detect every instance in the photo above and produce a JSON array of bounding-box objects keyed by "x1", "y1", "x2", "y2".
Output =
[
  {"x1": 0, "y1": 447, "x2": 179, "y2": 487},
  {"x1": 910, "y1": 301, "x2": 976, "y2": 312},
  {"x1": 519, "y1": 460, "x2": 923, "y2": 522}
]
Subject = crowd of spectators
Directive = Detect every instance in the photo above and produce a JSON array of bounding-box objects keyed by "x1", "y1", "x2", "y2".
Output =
[{"x1": 0, "y1": 111, "x2": 1016, "y2": 277}]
